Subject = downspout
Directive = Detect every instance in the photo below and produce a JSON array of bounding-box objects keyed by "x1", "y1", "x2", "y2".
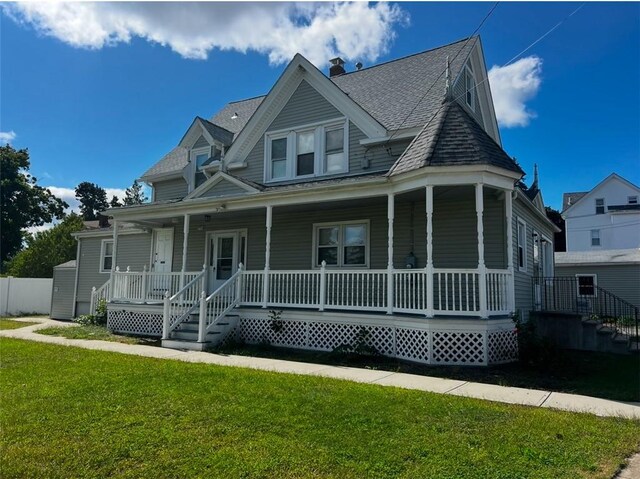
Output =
[{"x1": 72, "y1": 238, "x2": 81, "y2": 318}]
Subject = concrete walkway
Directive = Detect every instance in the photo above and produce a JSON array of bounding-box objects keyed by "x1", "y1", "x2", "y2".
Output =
[{"x1": 3, "y1": 317, "x2": 640, "y2": 420}]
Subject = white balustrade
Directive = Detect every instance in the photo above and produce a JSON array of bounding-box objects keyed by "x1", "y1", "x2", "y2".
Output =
[
  {"x1": 486, "y1": 269, "x2": 511, "y2": 314},
  {"x1": 324, "y1": 270, "x2": 388, "y2": 312},
  {"x1": 433, "y1": 269, "x2": 480, "y2": 315},
  {"x1": 268, "y1": 270, "x2": 321, "y2": 308},
  {"x1": 393, "y1": 270, "x2": 427, "y2": 313},
  {"x1": 112, "y1": 269, "x2": 200, "y2": 303}
]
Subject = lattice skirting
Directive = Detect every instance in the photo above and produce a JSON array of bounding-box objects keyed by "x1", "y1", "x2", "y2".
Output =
[
  {"x1": 108, "y1": 309, "x2": 163, "y2": 336},
  {"x1": 237, "y1": 316, "x2": 518, "y2": 366}
]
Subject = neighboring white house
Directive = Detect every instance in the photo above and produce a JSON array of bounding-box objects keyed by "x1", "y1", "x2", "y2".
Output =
[{"x1": 562, "y1": 173, "x2": 640, "y2": 252}]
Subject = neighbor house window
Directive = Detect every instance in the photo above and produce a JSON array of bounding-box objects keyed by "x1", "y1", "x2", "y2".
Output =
[
  {"x1": 628, "y1": 196, "x2": 638, "y2": 205},
  {"x1": 590, "y1": 229, "x2": 601, "y2": 247},
  {"x1": 595, "y1": 198, "x2": 605, "y2": 214},
  {"x1": 100, "y1": 240, "x2": 114, "y2": 273},
  {"x1": 464, "y1": 67, "x2": 476, "y2": 110},
  {"x1": 517, "y1": 219, "x2": 527, "y2": 271},
  {"x1": 265, "y1": 119, "x2": 348, "y2": 182},
  {"x1": 576, "y1": 274, "x2": 597, "y2": 297},
  {"x1": 314, "y1": 221, "x2": 368, "y2": 267}
]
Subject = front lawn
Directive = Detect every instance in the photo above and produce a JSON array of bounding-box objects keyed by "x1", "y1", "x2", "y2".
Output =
[
  {"x1": 1, "y1": 338, "x2": 639, "y2": 479},
  {"x1": 0, "y1": 318, "x2": 39, "y2": 330},
  {"x1": 37, "y1": 325, "x2": 159, "y2": 346},
  {"x1": 217, "y1": 342, "x2": 640, "y2": 402}
]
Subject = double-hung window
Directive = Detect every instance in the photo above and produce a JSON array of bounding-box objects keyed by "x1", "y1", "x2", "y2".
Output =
[
  {"x1": 265, "y1": 119, "x2": 348, "y2": 182},
  {"x1": 595, "y1": 198, "x2": 605, "y2": 214},
  {"x1": 576, "y1": 274, "x2": 597, "y2": 297},
  {"x1": 100, "y1": 240, "x2": 114, "y2": 273},
  {"x1": 590, "y1": 229, "x2": 601, "y2": 247},
  {"x1": 191, "y1": 146, "x2": 211, "y2": 188},
  {"x1": 517, "y1": 219, "x2": 527, "y2": 271},
  {"x1": 314, "y1": 221, "x2": 368, "y2": 267}
]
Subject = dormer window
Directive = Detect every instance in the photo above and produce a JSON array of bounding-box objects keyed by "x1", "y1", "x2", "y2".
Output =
[
  {"x1": 191, "y1": 147, "x2": 211, "y2": 188},
  {"x1": 265, "y1": 119, "x2": 348, "y2": 182}
]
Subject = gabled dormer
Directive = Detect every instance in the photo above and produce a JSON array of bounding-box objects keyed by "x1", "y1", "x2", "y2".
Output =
[{"x1": 179, "y1": 117, "x2": 234, "y2": 192}]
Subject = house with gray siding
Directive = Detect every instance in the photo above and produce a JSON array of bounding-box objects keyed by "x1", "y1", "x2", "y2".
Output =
[{"x1": 59, "y1": 36, "x2": 559, "y2": 366}]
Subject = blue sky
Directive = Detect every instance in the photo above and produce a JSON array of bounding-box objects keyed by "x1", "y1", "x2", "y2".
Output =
[{"x1": 1, "y1": 2, "x2": 639, "y2": 211}]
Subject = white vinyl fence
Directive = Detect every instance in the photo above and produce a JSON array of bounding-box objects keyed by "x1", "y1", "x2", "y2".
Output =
[{"x1": 0, "y1": 277, "x2": 53, "y2": 316}]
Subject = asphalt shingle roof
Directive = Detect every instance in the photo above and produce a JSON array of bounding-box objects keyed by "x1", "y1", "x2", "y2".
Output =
[
  {"x1": 331, "y1": 37, "x2": 476, "y2": 131},
  {"x1": 555, "y1": 249, "x2": 640, "y2": 265},
  {"x1": 141, "y1": 146, "x2": 188, "y2": 180},
  {"x1": 209, "y1": 96, "x2": 266, "y2": 138},
  {"x1": 562, "y1": 192, "x2": 587, "y2": 212},
  {"x1": 389, "y1": 101, "x2": 522, "y2": 176}
]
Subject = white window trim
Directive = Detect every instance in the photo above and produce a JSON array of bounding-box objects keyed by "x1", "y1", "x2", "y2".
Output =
[
  {"x1": 190, "y1": 146, "x2": 211, "y2": 191},
  {"x1": 312, "y1": 219, "x2": 370, "y2": 269},
  {"x1": 517, "y1": 218, "x2": 527, "y2": 273},
  {"x1": 576, "y1": 274, "x2": 597, "y2": 297},
  {"x1": 590, "y1": 229, "x2": 601, "y2": 248},
  {"x1": 464, "y1": 66, "x2": 476, "y2": 112},
  {"x1": 264, "y1": 117, "x2": 349, "y2": 183},
  {"x1": 99, "y1": 239, "x2": 114, "y2": 274},
  {"x1": 628, "y1": 195, "x2": 638, "y2": 205},
  {"x1": 595, "y1": 197, "x2": 605, "y2": 215}
]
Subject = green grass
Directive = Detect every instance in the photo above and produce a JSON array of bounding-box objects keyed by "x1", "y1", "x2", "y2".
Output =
[
  {"x1": 2, "y1": 338, "x2": 639, "y2": 478},
  {"x1": 218, "y1": 343, "x2": 640, "y2": 402},
  {"x1": 36, "y1": 325, "x2": 160, "y2": 345},
  {"x1": 0, "y1": 318, "x2": 38, "y2": 330}
]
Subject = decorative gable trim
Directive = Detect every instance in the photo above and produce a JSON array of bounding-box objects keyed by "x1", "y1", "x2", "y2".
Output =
[
  {"x1": 223, "y1": 53, "x2": 387, "y2": 168},
  {"x1": 562, "y1": 173, "x2": 640, "y2": 217},
  {"x1": 179, "y1": 118, "x2": 217, "y2": 149},
  {"x1": 184, "y1": 171, "x2": 259, "y2": 200}
]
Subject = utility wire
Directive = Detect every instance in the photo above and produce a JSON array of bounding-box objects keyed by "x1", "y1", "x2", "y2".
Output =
[
  {"x1": 382, "y1": 2, "x2": 500, "y2": 148},
  {"x1": 390, "y1": 2, "x2": 586, "y2": 161}
]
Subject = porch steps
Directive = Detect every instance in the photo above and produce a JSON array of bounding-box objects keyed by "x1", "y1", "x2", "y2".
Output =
[
  {"x1": 580, "y1": 317, "x2": 636, "y2": 355},
  {"x1": 161, "y1": 313, "x2": 239, "y2": 351}
]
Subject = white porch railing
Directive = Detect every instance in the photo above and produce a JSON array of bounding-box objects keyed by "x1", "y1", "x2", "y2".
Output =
[
  {"x1": 112, "y1": 267, "x2": 201, "y2": 303},
  {"x1": 89, "y1": 281, "x2": 111, "y2": 315},
  {"x1": 162, "y1": 268, "x2": 207, "y2": 339}
]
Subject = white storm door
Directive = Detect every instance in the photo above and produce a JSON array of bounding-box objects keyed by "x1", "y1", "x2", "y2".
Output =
[
  {"x1": 153, "y1": 228, "x2": 174, "y2": 273},
  {"x1": 208, "y1": 232, "x2": 239, "y2": 293}
]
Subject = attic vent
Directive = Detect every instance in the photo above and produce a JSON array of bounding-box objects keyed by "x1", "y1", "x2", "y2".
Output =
[
  {"x1": 329, "y1": 57, "x2": 345, "y2": 77},
  {"x1": 231, "y1": 112, "x2": 238, "y2": 119}
]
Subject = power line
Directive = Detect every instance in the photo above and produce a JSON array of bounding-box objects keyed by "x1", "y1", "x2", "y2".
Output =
[
  {"x1": 383, "y1": 2, "x2": 500, "y2": 147},
  {"x1": 391, "y1": 2, "x2": 586, "y2": 162}
]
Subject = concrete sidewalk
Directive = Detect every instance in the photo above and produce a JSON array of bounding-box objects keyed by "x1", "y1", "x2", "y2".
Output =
[{"x1": 2, "y1": 317, "x2": 640, "y2": 420}]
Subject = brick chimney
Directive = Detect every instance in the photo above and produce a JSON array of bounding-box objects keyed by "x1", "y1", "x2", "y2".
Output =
[{"x1": 329, "y1": 57, "x2": 346, "y2": 77}]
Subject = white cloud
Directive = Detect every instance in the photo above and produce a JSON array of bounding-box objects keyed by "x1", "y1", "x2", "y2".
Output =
[
  {"x1": 0, "y1": 130, "x2": 17, "y2": 144},
  {"x1": 3, "y1": 2, "x2": 408, "y2": 66},
  {"x1": 488, "y1": 56, "x2": 542, "y2": 128}
]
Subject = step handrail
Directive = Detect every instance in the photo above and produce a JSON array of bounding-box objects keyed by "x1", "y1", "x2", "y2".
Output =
[
  {"x1": 90, "y1": 281, "x2": 111, "y2": 315},
  {"x1": 162, "y1": 267, "x2": 207, "y2": 339},
  {"x1": 533, "y1": 276, "x2": 639, "y2": 339},
  {"x1": 197, "y1": 264, "x2": 244, "y2": 342}
]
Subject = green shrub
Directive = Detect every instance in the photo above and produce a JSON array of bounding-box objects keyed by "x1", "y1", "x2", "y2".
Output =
[
  {"x1": 514, "y1": 312, "x2": 564, "y2": 370},
  {"x1": 75, "y1": 299, "x2": 107, "y2": 326}
]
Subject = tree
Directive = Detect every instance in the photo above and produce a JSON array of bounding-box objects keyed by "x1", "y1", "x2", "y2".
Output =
[
  {"x1": 110, "y1": 195, "x2": 122, "y2": 208},
  {"x1": 75, "y1": 182, "x2": 108, "y2": 220},
  {"x1": 0, "y1": 145, "x2": 67, "y2": 269},
  {"x1": 123, "y1": 180, "x2": 147, "y2": 205},
  {"x1": 545, "y1": 206, "x2": 566, "y2": 252},
  {"x1": 6, "y1": 214, "x2": 84, "y2": 278}
]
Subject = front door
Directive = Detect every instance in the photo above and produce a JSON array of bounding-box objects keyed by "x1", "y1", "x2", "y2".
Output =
[
  {"x1": 152, "y1": 228, "x2": 174, "y2": 294},
  {"x1": 208, "y1": 232, "x2": 240, "y2": 293}
]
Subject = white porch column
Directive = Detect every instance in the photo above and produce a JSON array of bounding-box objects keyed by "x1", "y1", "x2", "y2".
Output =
[
  {"x1": 425, "y1": 185, "x2": 434, "y2": 318},
  {"x1": 476, "y1": 183, "x2": 488, "y2": 318},
  {"x1": 505, "y1": 189, "x2": 515, "y2": 314},
  {"x1": 180, "y1": 214, "x2": 190, "y2": 292},
  {"x1": 386, "y1": 193, "x2": 394, "y2": 314},
  {"x1": 262, "y1": 205, "x2": 272, "y2": 308},
  {"x1": 109, "y1": 219, "x2": 119, "y2": 300}
]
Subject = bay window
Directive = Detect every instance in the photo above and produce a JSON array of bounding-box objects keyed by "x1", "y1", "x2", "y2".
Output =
[
  {"x1": 314, "y1": 221, "x2": 368, "y2": 267},
  {"x1": 265, "y1": 119, "x2": 348, "y2": 182}
]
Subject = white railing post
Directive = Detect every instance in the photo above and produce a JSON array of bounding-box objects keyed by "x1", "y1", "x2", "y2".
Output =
[
  {"x1": 113, "y1": 266, "x2": 121, "y2": 300},
  {"x1": 425, "y1": 185, "x2": 434, "y2": 318},
  {"x1": 476, "y1": 183, "x2": 488, "y2": 318},
  {"x1": 198, "y1": 291, "x2": 207, "y2": 343},
  {"x1": 90, "y1": 287, "x2": 97, "y2": 315},
  {"x1": 162, "y1": 291, "x2": 170, "y2": 340},
  {"x1": 141, "y1": 265, "x2": 148, "y2": 302},
  {"x1": 201, "y1": 264, "x2": 207, "y2": 295},
  {"x1": 109, "y1": 219, "x2": 119, "y2": 302},
  {"x1": 262, "y1": 205, "x2": 272, "y2": 308},
  {"x1": 387, "y1": 193, "x2": 394, "y2": 314},
  {"x1": 505, "y1": 189, "x2": 515, "y2": 314},
  {"x1": 236, "y1": 263, "x2": 244, "y2": 304},
  {"x1": 319, "y1": 260, "x2": 326, "y2": 311},
  {"x1": 180, "y1": 214, "x2": 190, "y2": 293}
]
